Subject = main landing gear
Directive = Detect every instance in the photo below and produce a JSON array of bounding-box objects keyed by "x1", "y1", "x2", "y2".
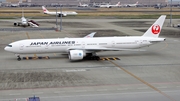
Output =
[
  {"x1": 84, "y1": 53, "x2": 100, "y2": 61},
  {"x1": 17, "y1": 56, "x2": 21, "y2": 61},
  {"x1": 15, "y1": 54, "x2": 21, "y2": 61}
]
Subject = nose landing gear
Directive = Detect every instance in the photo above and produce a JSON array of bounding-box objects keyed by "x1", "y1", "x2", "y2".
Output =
[
  {"x1": 15, "y1": 54, "x2": 21, "y2": 61},
  {"x1": 17, "y1": 56, "x2": 21, "y2": 61}
]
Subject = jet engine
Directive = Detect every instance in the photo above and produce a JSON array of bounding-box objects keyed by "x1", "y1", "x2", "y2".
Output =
[
  {"x1": 59, "y1": 14, "x2": 67, "y2": 17},
  {"x1": 68, "y1": 50, "x2": 84, "y2": 61},
  {"x1": 14, "y1": 23, "x2": 20, "y2": 26},
  {"x1": 14, "y1": 23, "x2": 17, "y2": 26}
]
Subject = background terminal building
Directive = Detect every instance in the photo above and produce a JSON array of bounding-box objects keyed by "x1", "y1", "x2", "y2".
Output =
[{"x1": 4, "y1": 0, "x2": 169, "y2": 6}]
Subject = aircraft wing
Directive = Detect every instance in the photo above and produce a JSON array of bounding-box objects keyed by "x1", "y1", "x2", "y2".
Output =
[
  {"x1": 14, "y1": 21, "x2": 22, "y2": 23},
  {"x1": 68, "y1": 47, "x2": 145, "y2": 52},
  {"x1": 84, "y1": 32, "x2": 96, "y2": 38},
  {"x1": 84, "y1": 47, "x2": 145, "y2": 51}
]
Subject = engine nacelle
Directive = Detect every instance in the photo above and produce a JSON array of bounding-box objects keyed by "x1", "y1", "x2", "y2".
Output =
[
  {"x1": 14, "y1": 23, "x2": 17, "y2": 26},
  {"x1": 59, "y1": 14, "x2": 67, "y2": 17},
  {"x1": 69, "y1": 50, "x2": 84, "y2": 61}
]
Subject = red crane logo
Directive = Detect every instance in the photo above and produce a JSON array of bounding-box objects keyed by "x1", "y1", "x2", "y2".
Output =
[{"x1": 151, "y1": 24, "x2": 160, "y2": 34}]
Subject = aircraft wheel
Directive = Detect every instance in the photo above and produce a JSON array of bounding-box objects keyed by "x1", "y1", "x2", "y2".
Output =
[
  {"x1": 95, "y1": 56, "x2": 100, "y2": 61},
  {"x1": 17, "y1": 55, "x2": 21, "y2": 61},
  {"x1": 17, "y1": 57, "x2": 21, "y2": 61}
]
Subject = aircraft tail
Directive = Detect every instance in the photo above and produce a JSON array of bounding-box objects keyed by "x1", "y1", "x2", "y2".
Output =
[
  {"x1": 116, "y1": 2, "x2": 120, "y2": 6},
  {"x1": 136, "y1": 1, "x2": 139, "y2": 4},
  {"x1": 18, "y1": 0, "x2": 22, "y2": 4},
  {"x1": 79, "y1": 2, "x2": 82, "y2": 6},
  {"x1": 42, "y1": 6, "x2": 49, "y2": 13},
  {"x1": 142, "y1": 15, "x2": 166, "y2": 38}
]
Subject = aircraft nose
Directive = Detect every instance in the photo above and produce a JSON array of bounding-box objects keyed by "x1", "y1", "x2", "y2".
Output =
[
  {"x1": 4, "y1": 46, "x2": 13, "y2": 52},
  {"x1": 73, "y1": 12, "x2": 78, "y2": 14},
  {"x1": 4, "y1": 46, "x2": 8, "y2": 51},
  {"x1": 22, "y1": 22, "x2": 25, "y2": 24}
]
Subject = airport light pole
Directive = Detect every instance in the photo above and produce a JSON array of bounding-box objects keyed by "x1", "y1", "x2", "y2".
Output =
[
  {"x1": 60, "y1": 4, "x2": 62, "y2": 31},
  {"x1": 56, "y1": 6, "x2": 58, "y2": 29},
  {"x1": 170, "y1": 0, "x2": 172, "y2": 27}
]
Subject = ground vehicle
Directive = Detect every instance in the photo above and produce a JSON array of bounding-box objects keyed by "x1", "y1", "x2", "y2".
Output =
[{"x1": 28, "y1": 96, "x2": 40, "y2": 101}]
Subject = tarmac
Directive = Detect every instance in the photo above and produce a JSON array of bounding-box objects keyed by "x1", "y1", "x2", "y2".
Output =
[{"x1": 0, "y1": 18, "x2": 180, "y2": 101}]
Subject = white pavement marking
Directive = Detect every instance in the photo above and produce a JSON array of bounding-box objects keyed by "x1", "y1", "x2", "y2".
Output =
[
  {"x1": 157, "y1": 86, "x2": 167, "y2": 89},
  {"x1": 63, "y1": 69, "x2": 86, "y2": 72},
  {"x1": 137, "y1": 87, "x2": 148, "y2": 89},
  {"x1": 96, "y1": 89, "x2": 108, "y2": 91},
  {"x1": 174, "y1": 40, "x2": 179, "y2": 42},
  {"x1": 117, "y1": 88, "x2": 129, "y2": 90},
  {"x1": 74, "y1": 90, "x2": 88, "y2": 92},
  {"x1": 54, "y1": 91, "x2": 69, "y2": 94},
  {"x1": 9, "y1": 93, "x2": 21, "y2": 95},
  {"x1": 32, "y1": 92, "x2": 44, "y2": 94},
  {"x1": 116, "y1": 67, "x2": 121, "y2": 70}
]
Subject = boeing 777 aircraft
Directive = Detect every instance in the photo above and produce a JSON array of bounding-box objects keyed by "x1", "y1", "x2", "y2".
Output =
[
  {"x1": 97, "y1": 2, "x2": 121, "y2": 8},
  {"x1": 14, "y1": 17, "x2": 39, "y2": 28},
  {"x1": 5, "y1": 15, "x2": 166, "y2": 61},
  {"x1": 14, "y1": 8, "x2": 39, "y2": 27},
  {"x1": 124, "y1": 1, "x2": 139, "y2": 7},
  {"x1": 11, "y1": 0, "x2": 21, "y2": 7},
  {"x1": 42, "y1": 6, "x2": 78, "y2": 17},
  {"x1": 78, "y1": 2, "x2": 88, "y2": 7}
]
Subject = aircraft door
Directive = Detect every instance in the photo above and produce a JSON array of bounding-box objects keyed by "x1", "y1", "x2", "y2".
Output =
[
  {"x1": 137, "y1": 40, "x2": 146, "y2": 47},
  {"x1": 19, "y1": 44, "x2": 24, "y2": 50},
  {"x1": 45, "y1": 44, "x2": 49, "y2": 49},
  {"x1": 112, "y1": 41, "x2": 115, "y2": 47},
  {"x1": 82, "y1": 42, "x2": 85, "y2": 48}
]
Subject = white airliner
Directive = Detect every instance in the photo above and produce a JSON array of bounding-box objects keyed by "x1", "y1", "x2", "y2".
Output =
[
  {"x1": 14, "y1": 17, "x2": 39, "y2": 28},
  {"x1": 98, "y1": 2, "x2": 121, "y2": 8},
  {"x1": 78, "y1": 2, "x2": 88, "y2": 7},
  {"x1": 42, "y1": 6, "x2": 78, "y2": 17},
  {"x1": 125, "y1": 1, "x2": 139, "y2": 7},
  {"x1": 11, "y1": 1, "x2": 20, "y2": 7},
  {"x1": 14, "y1": 9, "x2": 39, "y2": 27},
  {"x1": 5, "y1": 15, "x2": 166, "y2": 61}
]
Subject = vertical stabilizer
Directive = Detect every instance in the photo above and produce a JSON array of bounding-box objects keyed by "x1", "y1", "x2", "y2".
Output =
[
  {"x1": 42, "y1": 6, "x2": 49, "y2": 13},
  {"x1": 142, "y1": 15, "x2": 166, "y2": 38},
  {"x1": 136, "y1": 1, "x2": 139, "y2": 4},
  {"x1": 116, "y1": 2, "x2": 120, "y2": 6}
]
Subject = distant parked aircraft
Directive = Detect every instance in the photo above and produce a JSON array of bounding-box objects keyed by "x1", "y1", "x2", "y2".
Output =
[
  {"x1": 154, "y1": 3, "x2": 167, "y2": 9},
  {"x1": 42, "y1": 6, "x2": 78, "y2": 17},
  {"x1": 11, "y1": 1, "x2": 20, "y2": 7},
  {"x1": 14, "y1": 9, "x2": 39, "y2": 27},
  {"x1": 95, "y1": 2, "x2": 121, "y2": 8},
  {"x1": 124, "y1": 1, "x2": 139, "y2": 7},
  {"x1": 78, "y1": 2, "x2": 88, "y2": 7}
]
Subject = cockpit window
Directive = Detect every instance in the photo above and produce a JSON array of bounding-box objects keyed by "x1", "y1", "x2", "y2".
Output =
[{"x1": 7, "y1": 45, "x2": 12, "y2": 47}]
